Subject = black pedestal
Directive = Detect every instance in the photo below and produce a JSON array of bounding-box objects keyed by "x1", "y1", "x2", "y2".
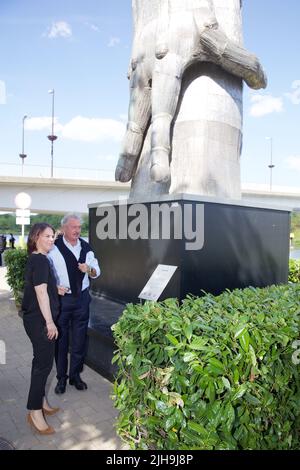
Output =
[
  {"x1": 86, "y1": 194, "x2": 290, "y2": 379},
  {"x1": 86, "y1": 296, "x2": 125, "y2": 381}
]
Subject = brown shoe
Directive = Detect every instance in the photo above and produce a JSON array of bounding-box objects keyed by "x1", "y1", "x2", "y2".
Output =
[
  {"x1": 43, "y1": 407, "x2": 60, "y2": 416},
  {"x1": 27, "y1": 413, "x2": 55, "y2": 435}
]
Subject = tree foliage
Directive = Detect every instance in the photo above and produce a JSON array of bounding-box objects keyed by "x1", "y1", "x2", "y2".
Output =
[
  {"x1": 0, "y1": 213, "x2": 89, "y2": 236},
  {"x1": 112, "y1": 285, "x2": 300, "y2": 450},
  {"x1": 289, "y1": 259, "x2": 300, "y2": 283},
  {"x1": 4, "y1": 248, "x2": 28, "y2": 307}
]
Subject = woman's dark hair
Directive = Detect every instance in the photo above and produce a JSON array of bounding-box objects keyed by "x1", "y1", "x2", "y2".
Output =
[{"x1": 27, "y1": 223, "x2": 55, "y2": 254}]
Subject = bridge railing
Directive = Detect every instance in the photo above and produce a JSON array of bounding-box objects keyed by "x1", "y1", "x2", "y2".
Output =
[{"x1": 0, "y1": 162, "x2": 115, "y2": 181}]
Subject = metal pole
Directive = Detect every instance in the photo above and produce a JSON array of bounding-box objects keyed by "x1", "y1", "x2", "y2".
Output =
[
  {"x1": 51, "y1": 90, "x2": 54, "y2": 178},
  {"x1": 47, "y1": 89, "x2": 57, "y2": 178},
  {"x1": 270, "y1": 137, "x2": 272, "y2": 191},
  {"x1": 22, "y1": 120, "x2": 24, "y2": 152},
  {"x1": 22, "y1": 117, "x2": 25, "y2": 153},
  {"x1": 51, "y1": 90, "x2": 55, "y2": 136},
  {"x1": 268, "y1": 137, "x2": 274, "y2": 192},
  {"x1": 51, "y1": 140, "x2": 54, "y2": 178},
  {"x1": 22, "y1": 117, "x2": 25, "y2": 176},
  {"x1": 20, "y1": 115, "x2": 27, "y2": 176}
]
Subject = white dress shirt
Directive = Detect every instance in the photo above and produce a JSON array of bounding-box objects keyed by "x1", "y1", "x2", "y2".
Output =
[{"x1": 48, "y1": 237, "x2": 100, "y2": 294}]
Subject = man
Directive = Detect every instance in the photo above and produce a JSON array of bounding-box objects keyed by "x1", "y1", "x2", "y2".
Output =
[
  {"x1": 0, "y1": 234, "x2": 3, "y2": 266},
  {"x1": 9, "y1": 233, "x2": 16, "y2": 249},
  {"x1": 48, "y1": 213, "x2": 100, "y2": 394},
  {"x1": 0, "y1": 235, "x2": 7, "y2": 267}
]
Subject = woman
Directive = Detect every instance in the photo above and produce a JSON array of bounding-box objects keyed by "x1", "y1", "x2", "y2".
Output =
[
  {"x1": 22, "y1": 223, "x2": 61, "y2": 435},
  {"x1": 9, "y1": 233, "x2": 16, "y2": 249}
]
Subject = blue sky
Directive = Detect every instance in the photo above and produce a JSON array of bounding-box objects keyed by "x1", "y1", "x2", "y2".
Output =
[{"x1": 0, "y1": 0, "x2": 299, "y2": 188}]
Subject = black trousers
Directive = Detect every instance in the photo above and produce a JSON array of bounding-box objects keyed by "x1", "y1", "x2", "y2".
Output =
[
  {"x1": 23, "y1": 313, "x2": 55, "y2": 410},
  {"x1": 55, "y1": 289, "x2": 90, "y2": 380}
]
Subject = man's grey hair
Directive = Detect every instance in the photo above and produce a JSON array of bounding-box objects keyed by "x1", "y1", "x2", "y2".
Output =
[{"x1": 61, "y1": 213, "x2": 83, "y2": 226}]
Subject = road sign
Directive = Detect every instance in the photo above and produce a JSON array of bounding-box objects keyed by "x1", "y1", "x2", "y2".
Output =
[
  {"x1": 16, "y1": 217, "x2": 30, "y2": 225},
  {"x1": 16, "y1": 209, "x2": 30, "y2": 217},
  {"x1": 15, "y1": 192, "x2": 31, "y2": 209}
]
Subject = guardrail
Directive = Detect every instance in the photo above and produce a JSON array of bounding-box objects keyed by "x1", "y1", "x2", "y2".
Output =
[{"x1": 0, "y1": 162, "x2": 115, "y2": 181}]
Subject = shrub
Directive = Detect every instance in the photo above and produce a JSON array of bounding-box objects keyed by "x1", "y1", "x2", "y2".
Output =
[
  {"x1": 112, "y1": 284, "x2": 300, "y2": 450},
  {"x1": 4, "y1": 248, "x2": 28, "y2": 307},
  {"x1": 289, "y1": 259, "x2": 300, "y2": 283}
]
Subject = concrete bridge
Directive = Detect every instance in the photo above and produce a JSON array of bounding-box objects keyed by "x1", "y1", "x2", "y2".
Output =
[
  {"x1": 241, "y1": 185, "x2": 300, "y2": 212},
  {"x1": 0, "y1": 176, "x2": 130, "y2": 214},
  {"x1": 0, "y1": 176, "x2": 299, "y2": 214}
]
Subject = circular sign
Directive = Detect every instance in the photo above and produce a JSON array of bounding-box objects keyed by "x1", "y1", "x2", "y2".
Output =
[{"x1": 14, "y1": 192, "x2": 32, "y2": 209}]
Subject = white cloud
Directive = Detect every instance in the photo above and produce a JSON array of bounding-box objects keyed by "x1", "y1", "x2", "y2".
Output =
[
  {"x1": 84, "y1": 22, "x2": 100, "y2": 32},
  {"x1": 286, "y1": 155, "x2": 300, "y2": 172},
  {"x1": 0, "y1": 80, "x2": 6, "y2": 104},
  {"x1": 25, "y1": 115, "x2": 125, "y2": 142},
  {"x1": 61, "y1": 116, "x2": 125, "y2": 142},
  {"x1": 108, "y1": 36, "x2": 120, "y2": 47},
  {"x1": 25, "y1": 117, "x2": 63, "y2": 132},
  {"x1": 47, "y1": 21, "x2": 72, "y2": 39},
  {"x1": 249, "y1": 94, "x2": 283, "y2": 117},
  {"x1": 285, "y1": 80, "x2": 300, "y2": 105},
  {"x1": 98, "y1": 155, "x2": 118, "y2": 162}
]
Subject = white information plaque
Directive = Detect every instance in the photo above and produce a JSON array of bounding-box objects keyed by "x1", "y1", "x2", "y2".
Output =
[{"x1": 138, "y1": 264, "x2": 177, "y2": 301}]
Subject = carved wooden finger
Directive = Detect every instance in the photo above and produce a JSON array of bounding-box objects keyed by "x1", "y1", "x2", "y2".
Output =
[
  {"x1": 115, "y1": 71, "x2": 152, "y2": 182},
  {"x1": 150, "y1": 55, "x2": 184, "y2": 183},
  {"x1": 199, "y1": 28, "x2": 267, "y2": 89}
]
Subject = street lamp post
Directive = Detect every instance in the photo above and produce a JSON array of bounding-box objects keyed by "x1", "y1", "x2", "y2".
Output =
[
  {"x1": 266, "y1": 137, "x2": 275, "y2": 192},
  {"x1": 47, "y1": 89, "x2": 57, "y2": 178},
  {"x1": 15, "y1": 192, "x2": 31, "y2": 245},
  {"x1": 19, "y1": 115, "x2": 28, "y2": 176}
]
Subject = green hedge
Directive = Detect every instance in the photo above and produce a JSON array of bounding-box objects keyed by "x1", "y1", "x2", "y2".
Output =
[
  {"x1": 4, "y1": 248, "x2": 28, "y2": 307},
  {"x1": 112, "y1": 284, "x2": 300, "y2": 450},
  {"x1": 289, "y1": 259, "x2": 300, "y2": 283}
]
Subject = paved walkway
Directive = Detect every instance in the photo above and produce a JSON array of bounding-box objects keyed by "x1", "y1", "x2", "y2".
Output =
[{"x1": 0, "y1": 266, "x2": 126, "y2": 450}]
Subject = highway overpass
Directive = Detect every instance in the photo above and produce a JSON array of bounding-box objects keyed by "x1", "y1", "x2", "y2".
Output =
[{"x1": 0, "y1": 176, "x2": 299, "y2": 214}]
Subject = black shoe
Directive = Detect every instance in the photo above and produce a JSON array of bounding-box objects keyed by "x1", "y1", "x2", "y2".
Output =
[
  {"x1": 69, "y1": 375, "x2": 87, "y2": 391},
  {"x1": 55, "y1": 377, "x2": 67, "y2": 394}
]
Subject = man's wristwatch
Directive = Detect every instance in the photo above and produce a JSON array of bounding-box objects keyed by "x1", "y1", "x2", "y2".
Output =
[{"x1": 87, "y1": 266, "x2": 93, "y2": 276}]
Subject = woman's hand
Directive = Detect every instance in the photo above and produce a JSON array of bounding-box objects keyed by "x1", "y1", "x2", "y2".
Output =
[
  {"x1": 57, "y1": 285, "x2": 69, "y2": 296},
  {"x1": 46, "y1": 321, "x2": 58, "y2": 340}
]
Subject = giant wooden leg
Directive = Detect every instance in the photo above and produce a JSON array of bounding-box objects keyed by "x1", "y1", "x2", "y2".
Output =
[
  {"x1": 150, "y1": 56, "x2": 184, "y2": 183},
  {"x1": 115, "y1": 69, "x2": 151, "y2": 182}
]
